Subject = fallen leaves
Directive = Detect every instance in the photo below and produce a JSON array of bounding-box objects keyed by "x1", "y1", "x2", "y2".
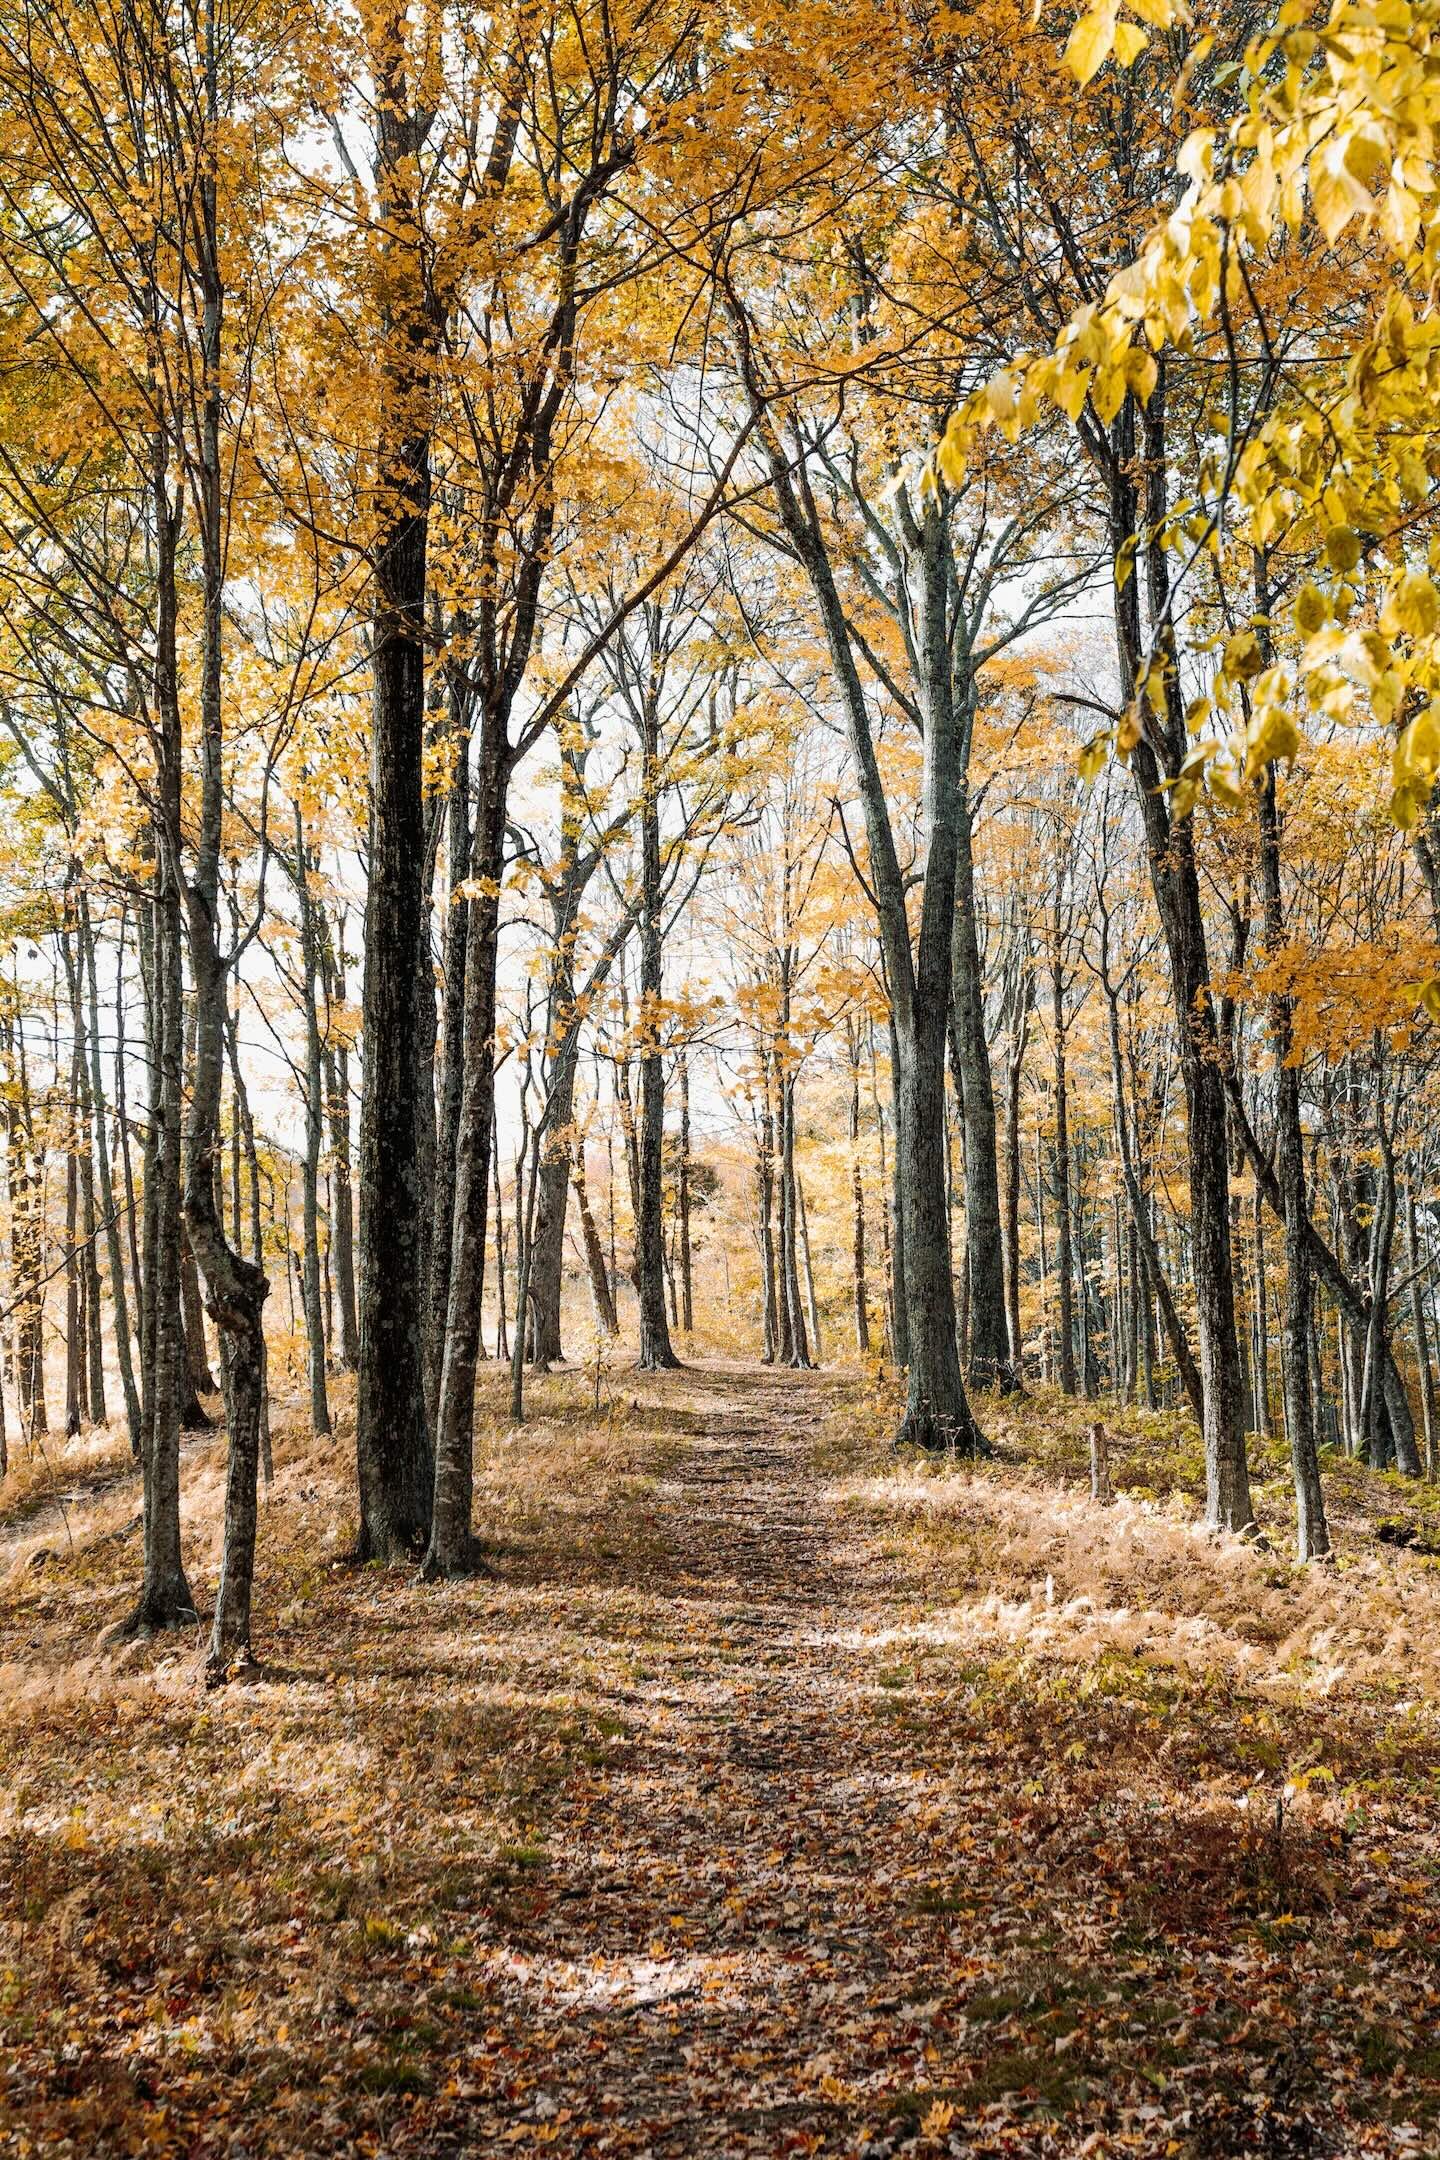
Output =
[{"x1": 2, "y1": 1363, "x2": 1440, "y2": 2154}]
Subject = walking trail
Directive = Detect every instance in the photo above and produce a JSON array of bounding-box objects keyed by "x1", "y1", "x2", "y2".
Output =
[{"x1": 2, "y1": 1360, "x2": 1437, "y2": 2157}]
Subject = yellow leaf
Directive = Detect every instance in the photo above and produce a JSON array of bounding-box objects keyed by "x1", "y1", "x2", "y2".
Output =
[
  {"x1": 1382, "y1": 570, "x2": 1440, "y2": 642},
  {"x1": 1293, "y1": 582, "x2": 1328, "y2": 638},
  {"x1": 1065, "y1": 6, "x2": 1116, "y2": 87},
  {"x1": 984, "y1": 371, "x2": 1017, "y2": 424},
  {"x1": 1223, "y1": 629, "x2": 1264, "y2": 682},
  {"x1": 1113, "y1": 21, "x2": 1149, "y2": 65},
  {"x1": 1324, "y1": 526, "x2": 1363, "y2": 573},
  {"x1": 1077, "y1": 732, "x2": 1110, "y2": 785},
  {"x1": 1243, "y1": 701, "x2": 1302, "y2": 782},
  {"x1": 936, "y1": 423, "x2": 966, "y2": 488}
]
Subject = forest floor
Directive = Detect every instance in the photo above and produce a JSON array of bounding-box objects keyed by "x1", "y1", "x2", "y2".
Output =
[{"x1": 4, "y1": 1360, "x2": 1440, "y2": 2158}]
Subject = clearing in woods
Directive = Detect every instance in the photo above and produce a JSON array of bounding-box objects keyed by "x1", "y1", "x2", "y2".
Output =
[{"x1": 3, "y1": 1360, "x2": 1440, "y2": 2157}]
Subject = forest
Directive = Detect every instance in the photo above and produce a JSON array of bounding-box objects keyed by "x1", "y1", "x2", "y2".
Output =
[{"x1": 4, "y1": 1, "x2": 1440, "y2": 2154}]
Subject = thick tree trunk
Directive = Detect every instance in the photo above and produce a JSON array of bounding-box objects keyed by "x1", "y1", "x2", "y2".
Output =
[{"x1": 355, "y1": 37, "x2": 438, "y2": 1563}]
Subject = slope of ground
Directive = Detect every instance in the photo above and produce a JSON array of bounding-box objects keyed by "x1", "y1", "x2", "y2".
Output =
[{"x1": 2, "y1": 1363, "x2": 1439, "y2": 2158}]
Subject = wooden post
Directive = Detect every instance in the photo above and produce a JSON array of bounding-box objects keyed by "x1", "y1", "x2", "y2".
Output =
[{"x1": 1089, "y1": 1420, "x2": 1113, "y2": 1505}]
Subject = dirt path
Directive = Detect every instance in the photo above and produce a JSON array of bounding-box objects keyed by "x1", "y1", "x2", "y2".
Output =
[{"x1": 3, "y1": 1360, "x2": 1435, "y2": 2157}]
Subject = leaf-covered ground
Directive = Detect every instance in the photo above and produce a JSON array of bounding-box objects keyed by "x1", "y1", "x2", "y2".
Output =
[{"x1": 3, "y1": 1363, "x2": 1440, "y2": 2157}]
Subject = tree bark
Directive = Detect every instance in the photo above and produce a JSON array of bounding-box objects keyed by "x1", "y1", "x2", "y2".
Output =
[
  {"x1": 292, "y1": 814, "x2": 332, "y2": 1438},
  {"x1": 848, "y1": 1022, "x2": 870, "y2": 1355},
  {"x1": 355, "y1": 21, "x2": 439, "y2": 1562},
  {"x1": 1112, "y1": 386, "x2": 1254, "y2": 1531},
  {"x1": 81, "y1": 894, "x2": 141, "y2": 1451},
  {"x1": 635, "y1": 674, "x2": 679, "y2": 1371},
  {"x1": 950, "y1": 792, "x2": 1013, "y2": 1391},
  {"x1": 574, "y1": 1144, "x2": 618, "y2": 1335},
  {"x1": 1051, "y1": 955, "x2": 1077, "y2": 1396},
  {"x1": 423, "y1": 733, "x2": 505, "y2": 1577}
]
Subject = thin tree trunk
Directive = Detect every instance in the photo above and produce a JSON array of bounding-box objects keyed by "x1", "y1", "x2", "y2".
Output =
[
  {"x1": 635, "y1": 687, "x2": 678, "y2": 1371},
  {"x1": 321, "y1": 921, "x2": 359, "y2": 1370},
  {"x1": 293, "y1": 815, "x2": 332, "y2": 1438},
  {"x1": 797, "y1": 1174, "x2": 822, "y2": 1365},
  {"x1": 575, "y1": 1144, "x2": 618, "y2": 1336},
  {"x1": 1257, "y1": 756, "x2": 1329, "y2": 1556},
  {"x1": 678, "y1": 1048, "x2": 693, "y2": 1335},
  {"x1": 950, "y1": 793, "x2": 1013, "y2": 1391},
  {"x1": 1052, "y1": 959, "x2": 1076, "y2": 1396},
  {"x1": 1407, "y1": 1179, "x2": 1437, "y2": 1480},
  {"x1": 82, "y1": 896, "x2": 139, "y2": 1449},
  {"x1": 848, "y1": 1025, "x2": 870, "y2": 1355}
]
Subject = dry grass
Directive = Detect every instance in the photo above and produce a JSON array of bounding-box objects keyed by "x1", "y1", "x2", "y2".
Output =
[{"x1": 4, "y1": 1361, "x2": 1440, "y2": 2157}]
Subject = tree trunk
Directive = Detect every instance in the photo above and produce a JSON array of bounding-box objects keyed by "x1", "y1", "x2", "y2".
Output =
[
  {"x1": 575, "y1": 1145, "x2": 618, "y2": 1335},
  {"x1": 355, "y1": 29, "x2": 438, "y2": 1563},
  {"x1": 64, "y1": 1046, "x2": 83, "y2": 1438},
  {"x1": 1114, "y1": 388, "x2": 1254, "y2": 1532},
  {"x1": 777, "y1": 1064, "x2": 811, "y2": 1369},
  {"x1": 635, "y1": 690, "x2": 678, "y2": 1371},
  {"x1": 797, "y1": 1174, "x2": 822, "y2": 1365},
  {"x1": 1002, "y1": 964, "x2": 1030, "y2": 1375},
  {"x1": 1051, "y1": 959, "x2": 1076, "y2": 1396},
  {"x1": 424, "y1": 737, "x2": 505, "y2": 1578},
  {"x1": 320, "y1": 919, "x2": 359, "y2": 1372},
  {"x1": 293, "y1": 816, "x2": 332, "y2": 1439},
  {"x1": 116, "y1": 468, "x2": 194, "y2": 1638},
  {"x1": 82, "y1": 894, "x2": 140, "y2": 1451},
  {"x1": 527, "y1": 1037, "x2": 580, "y2": 1369},
  {"x1": 678, "y1": 1048, "x2": 694, "y2": 1335},
  {"x1": 1407, "y1": 1179, "x2": 1437, "y2": 1480},
  {"x1": 848, "y1": 1027, "x2": 870, "y2": 1355},
  {"x1": 950, "y1": 793, "x2": 1013, "y2": 1391},
  {"x1": 756, "y1": 1085, "x2": 779, "y2": 1361},
  {"x1": 1104, "y1": 987, "x2": 1203, "y2": 1421}
]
